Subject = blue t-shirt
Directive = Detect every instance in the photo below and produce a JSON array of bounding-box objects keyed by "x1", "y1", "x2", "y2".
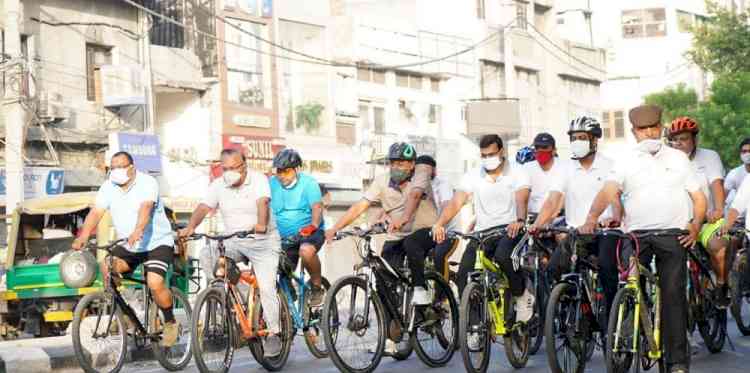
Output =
[{"x1": 269, "y1": 172, "x2": 323, "y2": 238}]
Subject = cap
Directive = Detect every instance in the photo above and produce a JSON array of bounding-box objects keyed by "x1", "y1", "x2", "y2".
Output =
[
  {"x1": 533, "y1": 132, "x2": 556, "y2": 148},
  {"x1": 629, "y1": 104, "x2": 663, "y2": 128},
  {"x1": 415, "y1": 155, "x2": 436, "y2": 167}
]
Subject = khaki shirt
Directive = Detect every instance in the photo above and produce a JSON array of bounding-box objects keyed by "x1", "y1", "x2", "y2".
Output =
[{"x1": 364, "y1": 164, "x2": 438, "y2": 240}]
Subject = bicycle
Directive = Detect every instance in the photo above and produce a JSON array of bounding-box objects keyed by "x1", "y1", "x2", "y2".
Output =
[
  {"x1": 517, "y1": 228, "x2": 555, "y2": 356},
  {"x1": 686, "y1": 237, "x2": 727, "y2": 353},
  {"x1": 188, "y1": 231, "x2": 293, "y2": 373},
  {"x1": 605, "y1": 229, "x2": 690, "y2": 373},
  {"x1": 541, "y1": 227, "x2": 609, "y2": 373},
  {"x1": 322, "y1": 224, "x2": 459, "y2": 373},
  {"x1": 71, "y1": 238, "x2": 193, "y2": 373},
  {"x1": 726, "y1": 227, "x2": 750, "y2": 336},
  {"x1": 451, "y1": 225, "x2": 533, "y2": 372}
]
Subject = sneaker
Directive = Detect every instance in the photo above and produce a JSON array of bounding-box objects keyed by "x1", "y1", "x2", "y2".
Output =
[
  {"x1": 411, "y1": 286, "x2": 431, "y2": 306},
  {"x1": 467, "y1": 332, "x2": 481, "y2": 351},
  {"x1": 370, "y1": 339, "x2": 397, "y2": 354},
  {"x1": 161, "y1": 321, "x2": 179, "y2": 347},
  {"x1": 264, "y1": 334, "x2": 282, "y2": 357},
  {"x1": 670, "y1": 364, "x2": 689, "y2": 373},
  {"x1": 514, "y1": 288, "x2": 535, "y2": 323},
  {"x1": 309, "y1": 285, "x2": 325, "y2": 307}
]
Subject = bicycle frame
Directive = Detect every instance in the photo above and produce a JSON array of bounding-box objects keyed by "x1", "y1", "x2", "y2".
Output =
[
  {"x1": 473, "y1": 241, "x2": 510, "y2": 337},
  {"x1": 277, "y1": 266, "x2": 311, "y2": 330}
]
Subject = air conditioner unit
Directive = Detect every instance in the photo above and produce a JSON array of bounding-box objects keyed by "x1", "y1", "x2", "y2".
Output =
[{"x1": 37, "y1": 91, "x2": 69, "y2": 121}]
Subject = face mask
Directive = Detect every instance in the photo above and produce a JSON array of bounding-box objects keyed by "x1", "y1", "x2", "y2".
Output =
[
  {"x1": 481, "y1": 155, "x2": 503, "y2": 171},
  {"x1": 282, "y1": 177, "x2": 298, "y2": 189},
  {"x1": 741, "y1": 153, "x2": 750, "y2": 165},
  {"x1": 637, "y1": 139, "x2": 663, "y2": 154},
  {"x1": 570, "y1": 140, "x2": 591, "y2": 159},
  {"x1": 536, "y1": 150, "x2": 554, "y2": 165},
  {"x1": 223, "y1": 171, "x2": 242, "y2": 187},
  {"x1": 110, "y1": 168, "x2": 130, "y2": 185},
  {"x1": 390, "y1": 168, "x2": 411, "y2": 184}
]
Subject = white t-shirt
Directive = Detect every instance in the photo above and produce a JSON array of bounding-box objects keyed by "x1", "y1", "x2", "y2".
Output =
[
  {"x1": 725, "y1": 165, "x2": 749, "y2": 208},
  {"x1": 432, "y1": 175, "x2": 459, "y2": 231},
  {"x1": 731, "y1": 177, "x2": 750, "y2": 231},
  {"x1": 202, "y1": 169, "x2": 277, "y2": 237},
  {"x1": 521, "y1": 158, "x2": 568, "y2": 214},
  {"x1": 608, "y1": 146, "x2": 701, "y2": 231},
  {"x1": 458, "y1": 164, "x2": 526, "y2": 231},
  {"x1": 550, "y1": 153, "x2": 614, "y2": 227},
  {"x1": 690, "y1": 148, "x2": 725, "y2": 213}
]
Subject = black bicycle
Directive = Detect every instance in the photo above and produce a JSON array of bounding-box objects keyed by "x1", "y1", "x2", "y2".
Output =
[
  {"x1": 322, "y1": 224, "x2": 459, "y2": 373},
  {"x1": 686, "y1": 237, "x2": 727, "y2": 353},
  {"x1": 727, "y1": 227, "x2": 750, "y2": 336},
  {"x1": 71, "y1": 238, "x2": 193, "y2": 373}
]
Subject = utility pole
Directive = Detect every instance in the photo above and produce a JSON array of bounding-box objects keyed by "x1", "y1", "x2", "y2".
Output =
[
  {"x1": 139, "y1": 8, "x2": 156, "y2": 133},
  {"x1": 4, "y1": 0, "x2": 26, "y2": 219}
]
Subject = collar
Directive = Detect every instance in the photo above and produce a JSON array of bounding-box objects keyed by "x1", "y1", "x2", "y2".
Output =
[{"x1": 575, "y1": 153, "x2": 601, "y2": 171}]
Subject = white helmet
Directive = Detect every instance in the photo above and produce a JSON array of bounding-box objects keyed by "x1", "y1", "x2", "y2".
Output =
[{"x1": 568, "y1": 116, "x2": 602, "y2": 138}]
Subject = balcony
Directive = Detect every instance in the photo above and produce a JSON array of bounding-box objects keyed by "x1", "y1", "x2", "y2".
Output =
[{"x1": 556, "y1": 40, "x2": 606, "y2": 82}]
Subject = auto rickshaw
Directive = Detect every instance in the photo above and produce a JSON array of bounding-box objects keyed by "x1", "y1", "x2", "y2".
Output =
[{"x1": 0, "y1": 192, "x2": 198, "y2": 339}]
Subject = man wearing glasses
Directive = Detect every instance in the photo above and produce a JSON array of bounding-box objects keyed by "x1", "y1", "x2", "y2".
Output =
[
  {"x1": 269, "y1": 149, "x2": 326, "y2": 306},
  {"x1": 180, "y1": 148, "x2": 283, "y2": 357}
]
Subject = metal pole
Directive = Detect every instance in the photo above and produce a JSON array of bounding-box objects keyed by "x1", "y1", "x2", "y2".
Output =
[
  {"x1": 140, "y1": 8, "x2": 156, "y2": 133},
  {"x1": 4, "y1": 0, "x2": 26, "y2": 219}
]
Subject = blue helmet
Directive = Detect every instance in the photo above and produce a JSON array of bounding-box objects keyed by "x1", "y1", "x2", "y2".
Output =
[{"x1": 515, "y1": 146, "x2": 536, "y2": 165}]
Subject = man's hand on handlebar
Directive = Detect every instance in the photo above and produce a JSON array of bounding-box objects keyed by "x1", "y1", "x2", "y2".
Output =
[
  {"x1": 577, "y1": 219, "x2": 598, "y2": 235},
  {"x1": 178, "y1": 226, "x2": 195, "y2": 239},
  {"x1": 324, "y1": 228, "x2": 337, "y2": 243},
  {"x1": 507, "y1": 221, "x2": 524, "y2": 239},
  {"x1": 72, "y1": 236, "x2": 89, "y2": 251}
]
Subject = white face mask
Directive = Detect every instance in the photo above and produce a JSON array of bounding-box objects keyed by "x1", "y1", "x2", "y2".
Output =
[
  {"x1": 741, "y1": 153, "x2": 750, "y2": 165},
  {"x1": 481, "y1": 155, "x2": 503, "y2": 171},
  {"x1": 223, "y1": 171, "x2": 242, "y2": 187},
  {"x1": 109, "y1": 168, "x2": 130, "y2": 185},
  {"x1": 637, "y1": 138, "x2": 663, "y2": 155},
  {"x1": 570, "y1": 140, "x2": 591, "y2": 159}
]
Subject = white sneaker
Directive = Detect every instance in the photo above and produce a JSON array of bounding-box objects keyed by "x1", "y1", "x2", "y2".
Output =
[
  {"x1": 369, "y1": 339, "x2": 397, "y2": 354},
  {"x1": 411, "y1": 286, "x2": 431, "y2": 305},
  {"x1": 514, "y1": 288, "x2": 535, "y2": 323},
  {"x1": 467, "y1": 332, "x2": 481, "y2": 351}
]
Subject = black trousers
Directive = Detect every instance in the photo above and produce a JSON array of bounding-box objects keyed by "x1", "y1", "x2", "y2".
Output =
[
  {"x1": 433, "y1": 237, "x2": 459, "y2": 280},
  {"x1": 547, "y1": 235, "x2": 620, "y2": 323},
  {"x1": 621, "y1": 235, "x2": 689, "y2": 367},
  {"x1": 456, "y1": 232, "x2": 526, "y2": 297},
  {"x1": 381, "y1": 228, "x2": 433, "y2": 288}
]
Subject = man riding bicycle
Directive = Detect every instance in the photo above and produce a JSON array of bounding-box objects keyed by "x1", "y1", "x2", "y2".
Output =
[
  {"x1": 324, "y1": 142, "x2": 437, "y2": 306},
  {"x1": 179, "y1": 148, "x2": 283, "y2": 357},
  {"x1": 667, "y1": 116, "x2": 731, "y2": 306},
  {"x1": 529, "y1": 116, "x2": 620, "y2": 322},
  {"x1": 270, "y1": 149, "x2": 326, "y2": 307},
  {"x1": 724, "y1": 137, "x2": 750, "y2": 211},
  {"x1": 72, "y1": 151, "x2": 179, "y2": 347},
  {"x1": 580, "y1": 104, "x2": 707, "y2": 373},
  {"x1": 432, "y1": 134, "x2": 534, "y2": 322}
]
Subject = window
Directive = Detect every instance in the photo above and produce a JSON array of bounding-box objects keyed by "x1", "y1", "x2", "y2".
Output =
[
  {"x1": 477, "y1": 0, "x2": 485, "y2": 19},
  {"x1": 516, "y1": 1, "x2": 528, "y2": 30},
  {"x1": 622, "y1": 8, "x2": 667, "y2": 38},
  {"x1": 359, "y1": 104, "x2": 370, "y2": 130},
  {"x1": 373, "y1": 107, "x2": 385, "y2": 134},
  {"x1": 225, "y1": 0, "x2": 272, "y2": 17},
  {"x1": 430, "y1": 78, "x2": 440, "y2": 92},
  {"x1": 146, "y1": 0, "x2": 185, "y2": 48},
  {"x1": 395, "y1": 71, "x2": 424, "y2": 90},
  {"x1": 677, "y1": 10, "x2": 693, "y2": 33},
  {"x1": 86, "y1": 43, "x2": 112, "y2": 102},
  {"x1": 357, "y1": 68, "x2": 385, "y2": 84},
  {"x1": 225, "y1": 20, "x2": 271, "y2": 108},
  {"x1": 428, "y1": 104, "x2": 441, "y2": 124},
  {"x1": 481, "y1": 60, "x2": 506, "y2": 98},
  {"x1": 409, "y1": 75, "x2": 422, "y2": 90},
  {"x1": 614, "y1": 110, "x2": 625, "y2": 138},
  {"x1": 396, "y1": 72, "x2": 409, "y2": 87},
  {"x1": 601, "y1": 112, "x2": 611, "y2": 138}
]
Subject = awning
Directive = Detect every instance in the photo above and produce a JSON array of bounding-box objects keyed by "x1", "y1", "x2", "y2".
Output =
[{"x1": 16, "y1": 192, "x2": 98, "y2": 215}]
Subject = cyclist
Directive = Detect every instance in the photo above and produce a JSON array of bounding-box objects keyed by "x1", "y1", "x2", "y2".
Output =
[
  {"x1": 667, "y1": 116, "x2": 731, "y2": 305},
  {"x1": 270, "y1": 149, "x2": 326, "y2": 306},
  {"x1": 72, "y1": 151, "x2": 179, "y2": 347},
  {"x1": 724, "y1": 137, "x2": 750, "y2": 210},
  {"x1": 580, "y1": 104, "x2": 707, "y2": 373},
  {"x1": 324, "y1": 142, "x2": 437, "y2": 305},
  {"x1": 518, "y1": 132, "x2": 567, "y2": 221},
  {"x1": 529, "y1": 116, "x2": 620, "y2": 321},
  {"x1": 178, "y1": 149, "x2": 283, "y2": 357},
  {"x1": 432, "y1": 134, "x2": 534, "y2": 322}
]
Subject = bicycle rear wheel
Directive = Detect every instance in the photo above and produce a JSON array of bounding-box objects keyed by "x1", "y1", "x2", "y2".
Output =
[
  {"x1": 322, "y1": 275, "x2": 386, "y2": 373},
  {"x1": 730, "y1": 261, "x2": 750, "y2": 335},
  {"x1": 150, "y1": 287, "x2": 193, "y2": 371},
  {"x1": 303, "y1": 277, "x2": 331, "y2": 358},
  {"x1": 71, "y1": 291, "x2": 128, "y2": 373},
  {"x1": 411, "y1": 272, "x2": 458, "y2": 367},
  {"x1": 191, "y1": 287, "x2": 234, "y2": 373},
  {"x1": 251, "y1": 288, "x2": 294, "y2": 371},
  {"x1": 606, "y1": 287, "x2": 637, "y2": 373},
  {"x1": 504, "y1": 289, "x2": 531, "y2": 369},
  {"x1": 545, "y1": 283, "x2": 585, "y2": 373},
  {"x1": 459, "y1": 281, "x2": 492, "y2": 373},
  {"x1": 529, "y1": 268, "x2": 548, "y2": 355}
]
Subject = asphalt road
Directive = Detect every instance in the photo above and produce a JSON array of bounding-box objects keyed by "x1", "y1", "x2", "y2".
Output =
[{"x1": 57, "y1": 313, "x2": 750, "y2": 373}]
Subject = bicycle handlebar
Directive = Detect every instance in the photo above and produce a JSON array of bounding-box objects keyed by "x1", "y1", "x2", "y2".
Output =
[
  {"x1": 447, "y1": 225, "x2": 508, "y2": 242},
  {"x1": 334, "y1": 223, "x2": 388, "y2": 240},
  {"x1": 85, "y1": 238, "x2": 128, "y2": 252},
  {"x1": 183, "y1": 230, "x2": 255, "y2": 242}
]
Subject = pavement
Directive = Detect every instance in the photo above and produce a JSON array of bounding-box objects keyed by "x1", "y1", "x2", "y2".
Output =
[{"x1": 1, "y1": 312, "x2": 749, "y2": 372}]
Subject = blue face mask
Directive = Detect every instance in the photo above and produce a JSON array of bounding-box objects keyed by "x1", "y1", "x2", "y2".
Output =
[{"x1": 282, "y1": 177, "x2": 298, "y2": 189}]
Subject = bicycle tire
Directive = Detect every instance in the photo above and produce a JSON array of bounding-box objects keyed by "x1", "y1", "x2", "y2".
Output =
[
  {"x1": 191, "y1": 287, "x2": 234, "y2": 373},
  {"x1": 151, "y1": 287, "x2": 193, "y2": 371},
  {"x1": 322, "y1": 275, "x2": 386, "y2": 373},
  {"x1": 697, "y1": 300, "x2": 727, "y2": 353},
  {"x1": 411, "y1": 272, "x2": 459, "y2": 367},
  {"x1": 72, "y1": 291, "x2": 128, "y2": 373},
  {"x1": 303, "y1": 277, "x2": 332, "y2": 359},
  {"x1": 251, "y1": 288, "x2": 294, "y2": 371},
  {"x1": 545, "y1": 283, "x2": 585, "y2": 373},
  {"x1": 459, "y1": 281, "x2": 492, "y2": 373},
  {"x1": 606, "y1": 287, "x2": 637, "y2": 373},
  {"x1": 529, "y1": 269, "x2": 549, "y2": 355},
  {"x1": 730, "y1": 270, "x2": 750, "y2": 335},
  {"x1": 504, "y1": 289, "x2": 530, "y2": 369}
]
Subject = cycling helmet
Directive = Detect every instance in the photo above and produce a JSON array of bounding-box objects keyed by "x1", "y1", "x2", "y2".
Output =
[
  {"x1": 568, "y1": 116, "x2": 603, "y2": 138},
  {"x1": 272, "y1": 148, "x2": 302, "y2": 169},
  {"x1": 668, "y1": 117, "x2": 699, "y2": 136},
  {"x1": 387, "y1": 142, "x2": 417, "y2": 161},
  {"x1": 515, "y1": 146, "x2": 536, "y2": 165}
]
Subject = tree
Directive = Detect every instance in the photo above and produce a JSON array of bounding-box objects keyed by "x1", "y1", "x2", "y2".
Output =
[
  {"x1": 644, "y1": 73, "x2": 750, "y2": 169},
  {"x1": 687, "y1": 2, "x2": 750, "y2": 75}
]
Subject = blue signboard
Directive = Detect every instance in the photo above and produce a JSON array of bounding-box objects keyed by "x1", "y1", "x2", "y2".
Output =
[
  {"x1": 0, "y1": 167, "x2": 65, "y2": 200},
  {"x1": 110, "y1": 133, "x2": 162, "y2": 173}
]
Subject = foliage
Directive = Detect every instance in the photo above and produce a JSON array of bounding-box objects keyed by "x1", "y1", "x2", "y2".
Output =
[
  {"x1": 687, "y1": 2, "x2": 750, "y2": 75},
  {"x1": 643, "y1": 83, "x2": 699, "y2": 124},
  {"x1": 295, "y1": 102, "x2": 325, "y2": 133}
]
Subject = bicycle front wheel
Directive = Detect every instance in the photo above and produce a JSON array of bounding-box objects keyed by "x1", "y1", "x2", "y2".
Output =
[
  {"x1": 545, "y1": 282, "x2": 585, "y2": 373},
  {"x1": 71, "y1": 291, "x2": 128, "y2": 373},
  {"x1": 251, "y1": 288, "x2": 294, "y2": 371},
  {"x1": 459, "y1": 281, "x2": 492, "y2": 373},
  {"x1": 606, "y1": 287, "x2": 638, "y2": 373},
  {"x1": 411, "y1": 272, "x2": 458, "y2": 367},
  {"x1": 322, "y1": 275, "x2": 386, "y2": 373},
  {"x1": 191, "y1": 287, "x2": 234, "y2": 373},
  {"x1": 150, "y1": 287, "x2": 193, "y2": 371},
  {"x1": 504, "y1": 289, "x2": 530, "y2": 369}
]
